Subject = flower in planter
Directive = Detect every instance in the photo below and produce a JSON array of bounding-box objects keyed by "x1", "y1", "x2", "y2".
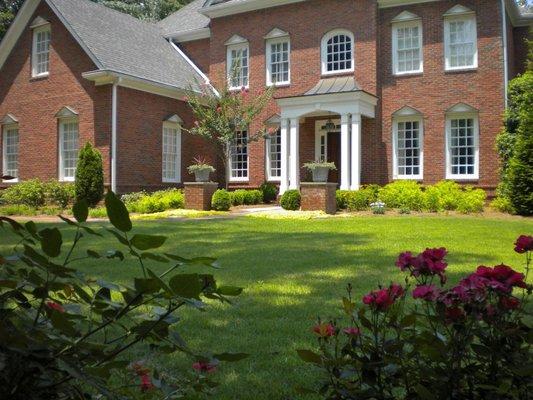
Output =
[
  {"x1": 303, "y1": 160, "x2": 337, "y2": 171},
  {"x1": 370, "y1": 201, "x2": 386, "y2": 214}
]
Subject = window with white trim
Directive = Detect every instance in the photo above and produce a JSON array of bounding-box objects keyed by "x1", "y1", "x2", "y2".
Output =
[
  {"x1": 162, "y1": 122, "x2": 181, "y2": 183},
  {"x1": 266, "y1": 129, "x2": 281, "y2": 180},
  {"x1": 446, "y1": 114, "x2": 479, "y2": 179},
  {"x1": 393, "y1": 118, "x2": 423, "y2": 179},
  {"x1": 266, "y1": 38, "x2": 290, "y2": 86},
  {"x1": 444, "y1": 15, "x2": 477, "y2": 70},
  {"x1": 392, "y1": 20, "x2": 423, "y2": 75},
  {"x1": 227, "y1": 43, "x2": 249, "y2": 89},
  {"x1": 32, "y1": 25, "x2": 51, "y2": 77},
  {"x1": 230, "y1": 129, "x2": 248, "y2": 181},
  {"x1": 321, "y1": 30, "x2": 354, "y2": 75},
  {"x1": 2, "y1": 124, "x2": 19, "y2": 180},
  {"x1": 59, "y1": 119, "x2": 79, "y2": 181}
]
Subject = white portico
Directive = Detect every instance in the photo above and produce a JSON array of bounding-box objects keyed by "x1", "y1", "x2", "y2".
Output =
[{"x1": 276, "y1": 77, "x2": 377, "y2": 194}]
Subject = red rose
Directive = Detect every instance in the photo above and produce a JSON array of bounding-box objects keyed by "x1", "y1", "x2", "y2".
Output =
[
  {"x1": 140, "y1": 373, "x2": 154, "y2": 392},
  {"x1": 343, "y1": 327, "x2": 361, "y2": 336},
  {"x1": 500, "y1": 296, "x2": 520, "y2": 310},
  {"x1": 445, "y1": 306, "x2": 465, "y2": 323},
  {"x1": 313, "y1": 323, "x2": 335, "y2": 337},
  {"x1": 514, "y1": 235, "x2": 533, "y2": 254},
  {"x1": 46, "y1": 301, "x2": 65, "y2": 313},
  {"x1": 412, "y1": 284, "x2": 439, "y2": 301}
]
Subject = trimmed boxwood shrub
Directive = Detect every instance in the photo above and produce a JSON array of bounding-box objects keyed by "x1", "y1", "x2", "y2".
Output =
[
  {"x1": 260, "y1": 182, "x2": 277, "y2": 203},
  {"x1": 230, "y1": 189, "x2": 263, "y2": 206},
  {"x1": 379, "y1": 180, "x2": 424, "y2": 211},
  {"x1": 230, "y1": 190, "x2": 247, "y2": 206},
  {"x1": 280, "y1": 189, "x2": 301, "y2": 211},
  {"x1": 75, "y1": 142, "x2": 104, "y2": 207},
  {"x1": 212, "y1": 189, "x2": 231, "y2": 211}
]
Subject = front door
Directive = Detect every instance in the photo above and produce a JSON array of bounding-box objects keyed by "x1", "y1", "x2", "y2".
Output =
[{"x1": 327, "y1": 132, "x2": 341, "y2": 185}]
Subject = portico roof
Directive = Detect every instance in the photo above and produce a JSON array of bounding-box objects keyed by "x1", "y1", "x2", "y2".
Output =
[{"x1": 304, "y1": 76, "x2": 361, "y2": 96}]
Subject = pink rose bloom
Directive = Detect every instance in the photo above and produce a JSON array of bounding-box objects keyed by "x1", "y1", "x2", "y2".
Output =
[
  {"x1": 343, "y1": 327, "x2": 361, "y2": 336},
  {"x1": 46, "y1": 301, "x2": 65, "y2": 313},
  {"x1": 140, "y1": 373, "x2": 154, "y2": 392},
  {"x1": 412, "y1": 284, "x2": 439, "y2": 301},
  {"x1": 313, "y1": 323, "x2": 335, "y2": 337},
  {"x1": 514, "y1": 235, "x2": 533, "y2": 254}
]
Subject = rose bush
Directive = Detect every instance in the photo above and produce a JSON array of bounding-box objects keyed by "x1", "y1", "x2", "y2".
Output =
[{"x1": 298, "y1": 236, "x2": 532, "y2": 400}]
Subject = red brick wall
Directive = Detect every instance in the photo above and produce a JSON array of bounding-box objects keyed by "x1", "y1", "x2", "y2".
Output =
[
  {"x1": 513, "y1": 26, "x2": 531, "y2": 76},
  {"x1": 179, "y1": 38, "x2": 211, "y2": 73},
  {"x1": 0, "y1": 1, "x2": 112, "y2": 186}
]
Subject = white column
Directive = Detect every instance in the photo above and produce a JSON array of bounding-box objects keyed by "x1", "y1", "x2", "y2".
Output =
[
  {"x1": 340, "y1": 114, "x2": 350, "y2": 190},
  {"x1": 350, "y1": 114, "x2": 362, "y2": 190},
  {"x1": 289, "y1": 118, "x2": 300, "y2": 190},
  {"x1": 279, "y1": 118, "x2": 290, "y2": 195}
]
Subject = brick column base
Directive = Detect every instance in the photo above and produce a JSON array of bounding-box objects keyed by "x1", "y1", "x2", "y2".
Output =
[
  {"x1": 184, "y1": 182, "x2": 219, "y2": 211},
  {"x1": 300, "y1": 182, "x2": 337, "y2": 215}
]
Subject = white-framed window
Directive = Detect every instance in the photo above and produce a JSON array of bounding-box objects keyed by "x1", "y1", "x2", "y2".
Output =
[
  {"x1": 162, "y1": 122, "x2": 182, "y2": 183},
  {"x1": 32, "y1": 25, "x2": 51, "y2": 77},
  {"x1": 444, "y1": 14, "x2": 477, "y2": 70},
  {"x1": 266, "y1": 129, "x2": 281, "y2": 181},
  {"x1": 59, "y1": 119, "x2": 79, "y2": 181},
  {"x1": 266, "y1": 37, "x2": 290, "y2": 86},
  {"x1": 227, "y1": 43, "x2": 249, "y2": 90},
  {"x1": 393, "y1": 117, "x2": 423, "y2": 179},
  {"x1": 446, "y1": 114, "x2": 479, "y2": 180},
  {"x1": 321, "y1": 30, "x2": 354, "y2": 75},
  {"x1": 2, "y1": 124, "x2": 19, "y2": 181},
  {"x1": 230, "y1": 129, "x2": 248, "y2": 181},
  {"x1": 392, "y1": 20, "x2": 423, "y2": 75}
]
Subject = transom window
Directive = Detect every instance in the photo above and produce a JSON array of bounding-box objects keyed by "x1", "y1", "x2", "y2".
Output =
[
  {"x1": 266, "y1": 39, "x2": 290, "y2": 86},
  {"x1": 227, "y1": 43, "x2": 249, "y2": 89},
  {"x1": 446, "y1": 116, "x2": 478, "y2": 179},
  {"x1": 162, "y1": 122, "x2": 181, "y2": 183},
  {"x1": 32, "y1": 25, "x2": 51, "y2": 77},
  {"x1": 3, "y1": 125, "x2": 19, "y2": 181},
  {"x1": 59, "y1": 119, "x2": 79, "y2": 181},
  {"x1": 266, "y1": 129, "x2": 281, "y2": 180},
  {"x1": 393, "y1": 119, "x2": 423, "y2": 179},
  {"x1": 230, "y1": 129, "x2": 248, "y2": 181},
  {"x1": 321, "y1": 30, "x2": 354, "y2": 75},
  {"x1": 444, "y1": 15, "x2": 477, "y2": 70},
  {"x1": 393, "y1": 21, "x2": 423, "y2": 74}
]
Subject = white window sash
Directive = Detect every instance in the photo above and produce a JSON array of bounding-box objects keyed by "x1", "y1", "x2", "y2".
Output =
[
  {"x1": 58, "y1": 118, "x2": 79, "y2": 182},
  {"x1": 2, "y1": 125, "x2": 19, "y2": 182},
  {"x1": 444, "y1": 15, "x2": 478, "y2": 71},
  {"x1": 392, "y1": 20, "x2": 423, "y2": 75},
  {"x1": 321, "y1": 30, "x2": 355, "y2": 75},
  {"x1": 229, "y1": 130, "x2": 249, "y2": 182},
  {"x1": 445, "y1": 113, "x2": 479, "y2": 180},
  {"x1": 392, "y1": 117, "x2": 424, "y2": 180},
  {"x1": 227, "y1": 43, "x2": 250, "y2": 90},
  {"x1": 32, "y1": 25, "x2": 51, "y2": 78},
  {"x1": 266, "y1": 38, "x2": 290, "y2": 86},
  {"x1": 162, "y1": 122, "x2": 182, "y2": 183},
  {"x1": 265, "y1": 129, "x2": 282, "y2": 181}
]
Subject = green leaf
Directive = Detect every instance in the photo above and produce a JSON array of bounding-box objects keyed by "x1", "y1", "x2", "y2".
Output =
[
  {"x1": 39, "y1": 228, "x2": 62, "y2": 258},
  {"x1": 141, "y1": 252, "x2": 168, "y2": 263},
  {"x1": 400, "y1": 314, "x2": 416, "y2": 327},
  {"x1": 73, "y1": 199, "x2": 89, "y2": 223},
  {"x1": 105, "y1": 229, "x2": 129, "y2": 246},
  {"x1": 169, "y1": 274, "x2": 202, "y2": 299},
  {"x1": 213, "y1": 353, "x2": 249, "y2": 362},
  {"x1": 296, "y1": 349, "x2": 322, "y2": 364},
  {"x1": 106, "y1": 250, "x2": 124, "y2": 261},
  {"x1": 58, "y1": 215, "x2": 78, "y2": 226},
  {"x1": 104, "y1": 191, "x2": 132, "y2": 232},
  {"x1": 342, "y1": 297, "x2": 355, "y2": 315},
  {"x1": 80, "y1": 225, "x2": 102, "y2": 236},
  {"x1": 131, "y1": 234, "x2": 167, "y2": 251},
  {"x1": 217, "y1": 286, "x2": 243, "y2": 296},
  {"x1": 134, "y1": 278, "x2": 161, "y2": 294},
  {"x1": 87, "y1": 249, "x2": 101, "y2": 259}
]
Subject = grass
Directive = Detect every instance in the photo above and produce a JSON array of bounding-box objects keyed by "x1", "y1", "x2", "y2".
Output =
[{"x1": 1, "y1": 215, "x2": 531, "y2": 399}]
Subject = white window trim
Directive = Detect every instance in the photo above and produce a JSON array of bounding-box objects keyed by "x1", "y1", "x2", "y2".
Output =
[
  {"x1": 265, "y1": 37, "x2": 291, "y2": 87},
  {"x1": 31, "y1": 24, "x2": 51, "y2": 78},
  {"x1": 265, "y1": 128, "x2": 282, "y2": 181},
  {"x1": 58, "y1": 117, "x2": 78, "y2": 182},
  {"x1": 226, "y1": 42, "x2": 250, "y2": 90},
  {"x1": 321, "y1": 29, "x2": 355, "y2": 76},
  {"x1": 229, "y1": 129, "x2": 249, "y2": 182},
  {"x1": 444, "y1": 14, "x2": 478, "y2": 72},
  {"x1": 392, "y1": 116, "x2": 424, "y2": 180},
  {"x1": 2, "y1": 123, "x2": 19, "y2": 183},
  {"x1": 392, "y1": 19, "x2": 423, "y2": 76},
  {"x1": 162, "y1": 121, "x2": 182, "y2": 183},
  {"x1": 445, "y1": 112, "x2": 479, "y2": 180}
]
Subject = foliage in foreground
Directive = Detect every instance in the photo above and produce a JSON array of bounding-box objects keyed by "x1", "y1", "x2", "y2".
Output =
[
  {"x1": 299, "y1": 236, "x2": 533, "y2": 399},
  {"x1": 75, "y1": 142, "x2": 105, "y2": 208},
  {"x1": 0, "y1": 192, "x2": 245, "y2": 399}
]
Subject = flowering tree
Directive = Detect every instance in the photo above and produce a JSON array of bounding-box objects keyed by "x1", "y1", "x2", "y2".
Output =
[
  {"x1": 185, "y1": 81, "x2": 274, "y2": 188},
  {"x1": 299, "y1": 236, "x2": 532, "y2": 399}
]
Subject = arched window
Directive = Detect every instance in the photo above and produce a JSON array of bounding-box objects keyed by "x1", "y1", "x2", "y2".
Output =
[{"x1": 321, "y1": 30, "x2": 354, "y2": 75}]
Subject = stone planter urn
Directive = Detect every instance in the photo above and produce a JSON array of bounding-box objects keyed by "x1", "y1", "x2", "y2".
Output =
[
  {"x1": 187, "y1": 158, "x2": 216, "y2": 183},
  {"x1": 304, "y1": 161, "x2": 337, "y2": 183},
  {"x1": 193, "y1": 168, "x2": 212, "y2": 182}
]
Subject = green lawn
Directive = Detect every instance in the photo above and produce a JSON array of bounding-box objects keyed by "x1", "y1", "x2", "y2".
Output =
[{"x1": 1, "y1": 214, "x2": 532, "y2": 399}]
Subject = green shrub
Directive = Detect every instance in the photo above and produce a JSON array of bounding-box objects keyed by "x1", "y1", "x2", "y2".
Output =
[
  {"x1": 423, "y1": 180, "x2": 463, "y2": 212},
  {"x1": 260, "y1": 182, "x2": 277, "y2": 203},
  {"x1": 1, "y1": 179, "x2": 46, "y2": 207},
  {"x1": 212, "y1": 189, "x2": 231, "y2": 211},
  {"x1": 346, "y1": 190, "x2": 371, "y2": 211},
  {"x1": 280, "y1": 190, "x2": 301, "y2": 211},
  {"x1": 0, "y1": 204, "x2": 37, "y2": 216},
  {"x1": 230, "y1": 190, "x2": 247, "y2": 206},
  {"x1": 379, "y1": 180, "x2": 424, "y2": 210},
  {"x1": 45, "y1": 180, "x2": 75, "y2": 208},
  {"x1": 456, "y1": 187, "x2": 486, "y2": 214},
  {"x1": 88, "y1": 207, "x2": 108, "y2": 218},
  {"x1": 336, "y1": 190, "x2": 350, "y2": 210},
  {"x1": 40, "y1": 206, "x2": 63, "y2": 216},
  {"x1": 507, "y1": 132, "x2": 533, "y2": 215},
  {"x1": 490, "y1": 196, "x2": 515, "y2": 213},
  {"x1": 75, "y1": 142, "x2": 104, "y2": 207},
  {"x1": 124, "y1": 189, "x2": 184, "y2": 214},
  {"x1": 121, "y1": 191, "x2": 147, "y2": 206},
  {"x1": 244, "y1": 190, "x2": 263, "y2": 205}
]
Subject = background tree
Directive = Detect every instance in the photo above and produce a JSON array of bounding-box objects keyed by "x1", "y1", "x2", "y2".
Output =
[{"x1": 75, "y1": 142, "x2": 104, "y2": 207}]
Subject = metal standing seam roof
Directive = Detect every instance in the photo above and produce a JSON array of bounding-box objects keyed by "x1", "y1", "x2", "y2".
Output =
[
  {"x1": 47, "y1": 0, "x2": 205, "y2": 91},
  {"x1": 304, "y1": 77, "x2": 362, "y2": 96}
]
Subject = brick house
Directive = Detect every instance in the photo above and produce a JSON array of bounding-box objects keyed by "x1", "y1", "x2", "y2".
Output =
[{"x1": 0, "y1": 0, "x2": 531, "y2": 194}]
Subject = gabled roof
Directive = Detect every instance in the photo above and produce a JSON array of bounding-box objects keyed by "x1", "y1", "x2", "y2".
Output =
[
  {"x1": 158, "y1": 0, "x2": 210, "y2": 39},
  {"x1": 0, "y1": 0, "x2": 207, "y2": 92}
]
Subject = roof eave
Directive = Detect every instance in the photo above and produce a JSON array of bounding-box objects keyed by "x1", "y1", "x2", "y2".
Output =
[
  {"x1": 199, "y1": 0, "x2": 307, "y2": 18},
  {"x1": 165, "y1": 27, "x2": 211, "y2": 42}
]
